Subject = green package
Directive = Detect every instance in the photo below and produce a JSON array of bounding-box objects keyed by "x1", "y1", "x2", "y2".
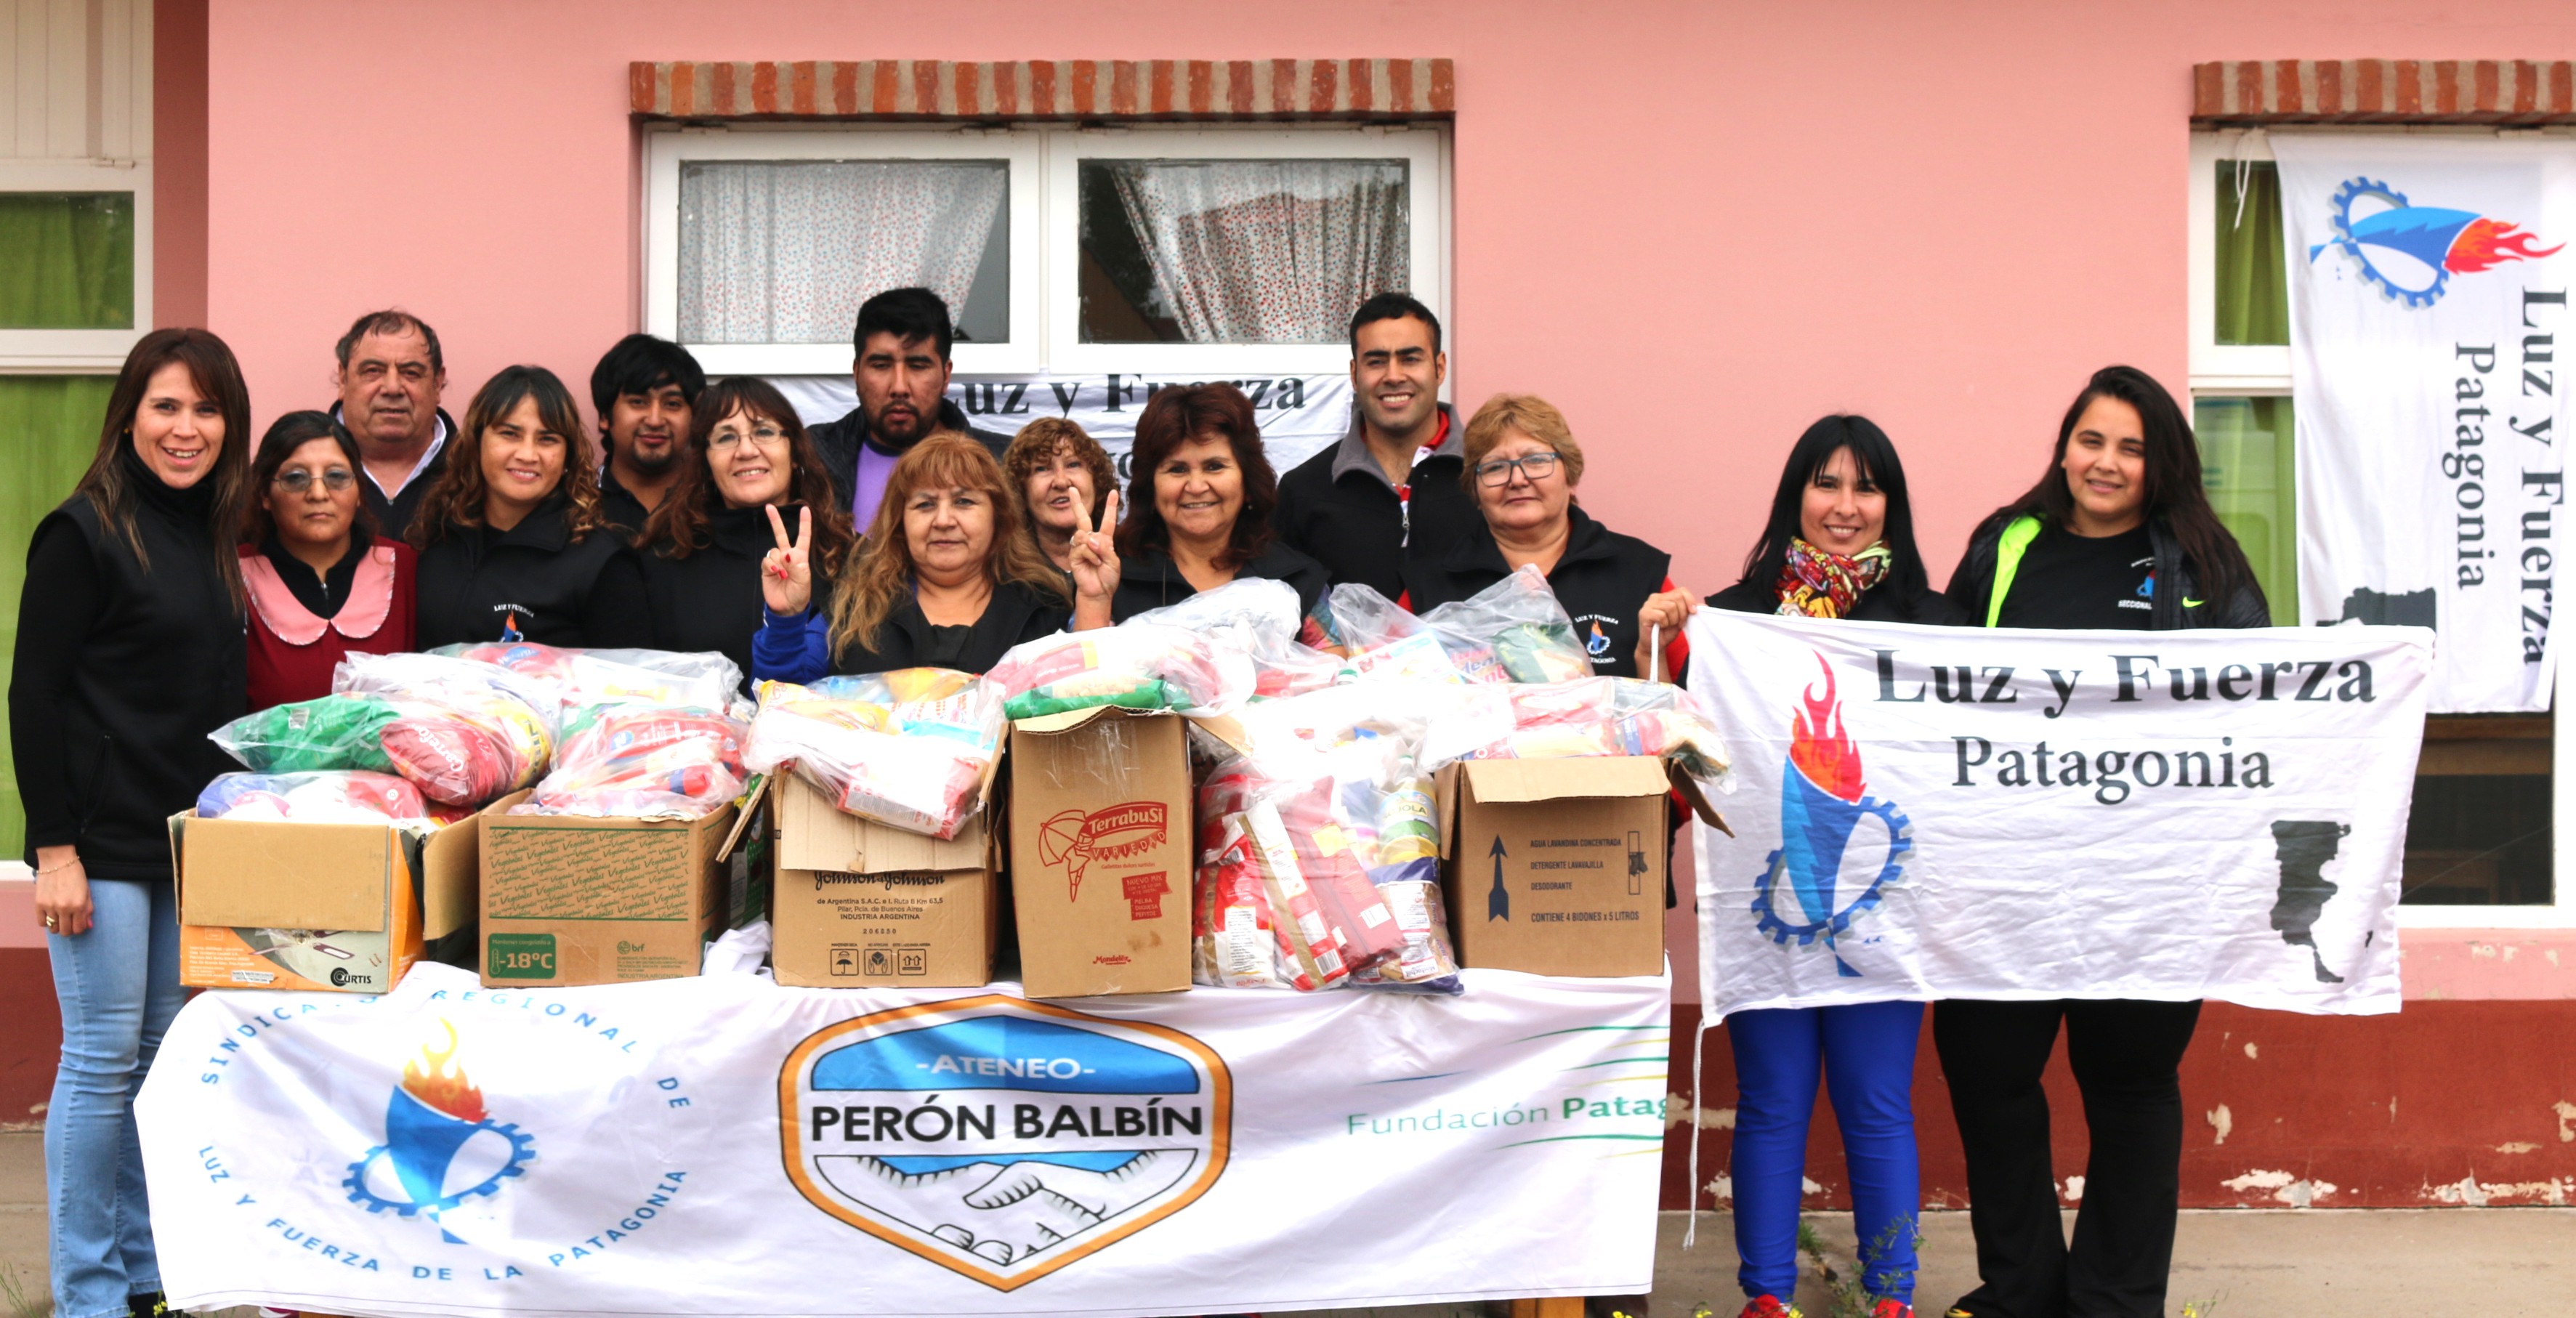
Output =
[
  {"x1": 1493, "y1": 621, "x2": 1591, "y2": 682},
  {"x1": 1001, "y1": 679, "x2": 1182, "y2": 721},
  {"x1": 209, "y1": 694, "x2": 403, "y2": 773}
]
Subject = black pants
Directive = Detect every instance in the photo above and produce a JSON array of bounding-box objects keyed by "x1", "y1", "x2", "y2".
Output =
[{"x1": 1932, "y1": 998, "x2": 2201, "y2": 1318}]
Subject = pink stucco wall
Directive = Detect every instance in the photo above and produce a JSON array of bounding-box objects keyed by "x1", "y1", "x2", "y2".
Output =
[{"x1": 204, "y1": 1, "x2": 2576, "y2": 586}]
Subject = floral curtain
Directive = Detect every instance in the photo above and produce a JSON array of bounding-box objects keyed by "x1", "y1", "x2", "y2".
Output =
[
  {"x1": 677, "y1": 161, "x2": 1006, "y2": 344},
  {"x1": 1106, "y1": 159, "x2": 1408, "y2": 343}
]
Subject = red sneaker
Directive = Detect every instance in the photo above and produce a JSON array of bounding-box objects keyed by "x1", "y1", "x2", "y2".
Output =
[
  {"x1": 1871, "y1": 1302, "x2": 1914, "y2": 1318},
  {"x1": 1737, "y1": 1298, "x2": 1802, "y2": 1318}
]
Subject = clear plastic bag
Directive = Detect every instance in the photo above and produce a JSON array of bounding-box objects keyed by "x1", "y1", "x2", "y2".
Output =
[
  {"x1": 1336, "y1": 565, "x2": 1593, "y2": 685},
  {"x1": 209, "y1": 694, "x2": 404, "y2": 775},
  {"x1": 742, "y1": 671, "x2": 1004, "y2": 838},
  {"x1": 437, "y1": 642, "x2": 746, "y2": 719},
  {"x1": 1416, "y1": 675, "x2": 1735, "y2": 787},
  {"x1": 331, "y1": 652, "x2": 557, "y2": 805},
  {"x1": 195, "y1": 770, "x2": 430, "y2": 824},
  {"x1": 1128, "y1": 578, "x2": 1341, "y2": 700},
  {"x1": 988, "y1": 623, "x2": 1253, "y2": 719},
  {"x1": 514, "y1": 706, "x2": 748, "y2": 820}
]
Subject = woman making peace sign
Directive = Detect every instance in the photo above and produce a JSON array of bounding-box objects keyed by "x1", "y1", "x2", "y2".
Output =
[{"x1": 751, "y1": 432, "x2": 1117, "y2": 681}]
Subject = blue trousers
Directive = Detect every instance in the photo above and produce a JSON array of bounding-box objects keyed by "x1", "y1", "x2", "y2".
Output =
[
  {"x1": 47, "y1": 878, "x2": 184, "y2": 1318},
  {"x1": 1726, "y1": 1000, "x2": 1923, "y2": 1303}
]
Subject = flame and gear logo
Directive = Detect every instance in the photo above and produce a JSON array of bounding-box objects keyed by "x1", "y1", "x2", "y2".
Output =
[
  {"x1": 344, "y1": 1022, "x2": 536, "y2": 1242},
  {"x1": 1752, "y1": 654, "x2": 1911, "y2": 977},
  {"x1": 2312, "y1": 177, "x2": 2563, "y2": 308}
]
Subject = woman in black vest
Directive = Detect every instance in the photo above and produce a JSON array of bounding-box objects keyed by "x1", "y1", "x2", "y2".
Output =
[
  {"x1": 12, "y1": 328, "x2": 251, "y2": 1318},
  {"x1": 637, "y1": 378, "x2": 854, "y2": 692},
  {"x1": 410, "y1": 365, "x2": 650, "y2": 650},
  {"x1": 1404, "y1": 393, "x2": 1695, "y2": 679},
  {"x1": 1109, "y1": 383, "x2": 1328, "y2": 623},
  {"x1": 1937, "y1": 365, "x2": 2266, "y2": 1318}
]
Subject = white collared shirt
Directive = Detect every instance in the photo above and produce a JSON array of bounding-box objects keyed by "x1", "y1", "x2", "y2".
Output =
[{"x1": 334, "y1": 405, "x2": 450, "y2": 498}]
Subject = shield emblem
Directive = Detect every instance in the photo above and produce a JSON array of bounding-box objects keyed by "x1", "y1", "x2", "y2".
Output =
[{"x1": 778, "y1": 995, "x2": 1232, "y2": 1290}]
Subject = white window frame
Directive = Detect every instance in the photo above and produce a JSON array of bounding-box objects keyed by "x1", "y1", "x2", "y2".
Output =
[
  {"x1": 0, "y1": 158, "x2": 155, "y2": 373},
  {"x1": 2191, "y1": 126, "x2": 2576, "y2": 929},
  {"x1": 641, "y1": 121, "x2": 1449, "y2": 379}
]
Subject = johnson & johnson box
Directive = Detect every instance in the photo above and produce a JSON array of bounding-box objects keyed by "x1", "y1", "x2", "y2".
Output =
[
  {"x1": 1006, "y1": 706, "x2": 1192, "y2": 998},
  {"x1": 169, "y1": 801, "x2": 487, "y2": 993},
  {"x1": 768, "y1": 772, "x2": 1000, "y2": 987},
  {"x1": 477, "y1": 789, "x2": 739, "y2": 987}
]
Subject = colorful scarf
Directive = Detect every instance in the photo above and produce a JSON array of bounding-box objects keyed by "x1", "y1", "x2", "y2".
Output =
[{"x1": 1774, "y1": 538, "x2": 1891, "y2": 619}]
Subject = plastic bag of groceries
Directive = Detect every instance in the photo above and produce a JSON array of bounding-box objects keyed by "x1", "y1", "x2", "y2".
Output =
[
  {"x1": 742, "y1": 669, "x2": 1004, "y2": 838},
  {"x1": 1334, "y1": 566, "x2": 1594, "y2": 686},
  {"x1": 1128, "y1": 578, "x2": 1341, "y2": 700},
  {"x1": 513, "y1": 706, "x2": 748, "y2": 820},
  {"x1": 436, "y1": 642, "x2": 745, "y2": 719},
  {"x1": 209, "y1": 693, "x2": 405, "y2": 775},
  {"x1": 195, "y1": 770, "x2": 430, "y2": 824},
  {"x1": 987, "y1": 622, "x2": 1253, "y2": 720},
  {"x1": 331, "y1": 652, "x2": 557, "y2": 805},
  {"x1": 1417, "y1": 675, "x2": 1733, "y2": 788}
]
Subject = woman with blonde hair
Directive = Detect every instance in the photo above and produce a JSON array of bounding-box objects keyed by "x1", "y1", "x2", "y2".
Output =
[{"x1": 754, "y1": 432, "x2": 1115, "y2": 679}]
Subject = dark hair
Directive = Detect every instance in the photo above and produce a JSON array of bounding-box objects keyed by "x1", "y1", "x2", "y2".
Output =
[
  {"x1": 334, "y1": 309, "x2": 444, "y2": 376},
  {"x1": 81, "y1": 328, "x2": 254, "y2": 605},
  {"x1": 854, "y1": 287, "x2": 953, "y2": 361},
  {"x1": 244, "y1": 411, "x2": 374, "y2": 547},
  {"x1": 1116, "y1": 383, "x2": 1278, "y2": 573},
  {"x1": 589, "y1": 333, "x2": 706, "y2": 435},
  {"x1": 640, "y1": 377, "x2": 854, "y2": 582},
  {"x1": 1732, "y1": 415, "x2": 1932, "y2": 610},
  {"x1": 1349, "y1": 292, "x2": 1441, "y2": 355},
  {"x1": 1984, "y1": 365, "x2": 2256, "y2": 610},
  {"x1": 409, "y1": 365, "x2": 609, "y2": 548}
]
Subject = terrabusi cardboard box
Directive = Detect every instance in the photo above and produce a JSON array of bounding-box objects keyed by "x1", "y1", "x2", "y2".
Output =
[
  {"x1": 478, "y1": 788, "x2": 741, "y2": 987},
  {"x1": 1437, "y1": 756, "x2": 1723, "y2": 978},
  {"x1": 169, "y1": 800, "x2": 488, "y2": 993},
  {"x1": 769, "y1": 772, "x2": 1000, "y2": 988},
  {"x1": 1006, "y1": 706, "x2": 1193, "y2": 998}
]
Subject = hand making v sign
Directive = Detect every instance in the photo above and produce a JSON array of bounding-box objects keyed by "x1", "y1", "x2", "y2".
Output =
[
  {"x1": 763, "y1": 504, "x2": 815, "y2": 616},
  {"x1": 1067, "y1": 489, "x2": 1121, "y2": 630}
]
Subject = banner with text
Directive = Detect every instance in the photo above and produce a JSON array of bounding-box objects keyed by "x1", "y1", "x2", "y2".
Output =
[
  {"x1": 138, "y1": 963, "x2": 1667, "y2": 1318},
  {"x1": 769, "y1": 373, "x2": 1354, "y2": 480},
  {"x1": 1688, "y1": 612, "x2": 2430, "y2": 1022},
  {"x1": 2275, "y1": 134, "x2": 2574, "y2": 712}
]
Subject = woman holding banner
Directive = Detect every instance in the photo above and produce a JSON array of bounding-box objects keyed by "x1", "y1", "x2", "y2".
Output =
[
  {"x1": 1707, "y1": 414, "x2": 1947, "y2": 1318},
  {"x1": 1936, "y1": 365, "x2": 2266, "y2": 1318}
]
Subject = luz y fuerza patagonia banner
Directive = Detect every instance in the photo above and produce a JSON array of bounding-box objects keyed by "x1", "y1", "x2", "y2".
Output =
[
  {"x1": 2274, "y1": 134, "x2": 2575, "y2": 713},
  {"x1": 137, "y1": 963, "x2": 1668, "y2": 1318},
  {"x1": 1687, "y1": 612, "x2": 2431, "y2": 1022}
]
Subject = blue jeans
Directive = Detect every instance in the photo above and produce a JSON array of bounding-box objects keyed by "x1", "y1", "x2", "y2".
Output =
[
  {"x1": 1727, "y1": 1000, "x2": 1923, "y2": 1303},
  {"x1": 47, "y1": 878, "x2": 183, "y2": 1318}
]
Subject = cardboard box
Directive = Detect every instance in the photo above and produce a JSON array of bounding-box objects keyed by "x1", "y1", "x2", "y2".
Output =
[
  {"x1": 769, "y1": 772, "x2": 998, "y2": 988},
  {"x1": 1438, "y1": 756, "x2": 1698, "y2": 978},
  {"x1": 477, "y1": 789, "x2": 740, "y2": 987},
  {"x1": 1006, "y1": 706, "x2": 1193, "y2": 998},
  {"x1": 169, "y1": 802, "x2": 485, "y2": 993}
]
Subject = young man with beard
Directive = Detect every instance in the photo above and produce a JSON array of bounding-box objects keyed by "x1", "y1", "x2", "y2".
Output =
[
  {"x1": 591, "y1": 333, "x2": 706, "y2": 530},
  {"x1": 329, "y1": 310, "x2": 456, "y2": 541},
  {"x1": 807, "y1": 287, "x2": 1012, "y2": 530},
  {"x1": 1272, "y1": 293, "x2": 1477, "y2": 599}
]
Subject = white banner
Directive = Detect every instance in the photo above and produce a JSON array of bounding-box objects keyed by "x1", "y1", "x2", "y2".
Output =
[
  {"x1": 2275, "y1": 134, "x2": 2575, "y2": 712},
  {"x1": 138, "y1": 963, "x2": 1669, "y2": 1318},
  {"x1": 770, "y1": 373, "x2": 1354, "y2": 480},
  {"x1": 1688, "y1": 613, "x2": 2430, "y2": 1022}
]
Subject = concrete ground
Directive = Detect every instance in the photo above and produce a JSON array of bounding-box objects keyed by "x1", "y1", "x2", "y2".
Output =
[{"x1": 5, "y1": 1131, "x2": 2574, "y2": 1317}]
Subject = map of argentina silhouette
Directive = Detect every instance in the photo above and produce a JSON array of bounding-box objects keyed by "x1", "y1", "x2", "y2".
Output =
[
  {"x1": 2327, "y1": 586, "x2": 2435, "y2": 628},
  {"x1": 2269, "y1": 820, "x2": 2352, "y2": 984}
]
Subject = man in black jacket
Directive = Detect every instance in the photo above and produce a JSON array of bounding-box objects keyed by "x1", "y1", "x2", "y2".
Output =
[
  {"x1": 1272, "y1": 293, "x2": 1478, "y2": 599},
  {"x1": 329, "y1": 310, "x2": 455, "y2": 541},
  {"x1": 807, "y1": 288, "x2": 1012, "y2": 530},
  {"x1": 591, "y1": 333, "x2": 706, "y2": 531}
]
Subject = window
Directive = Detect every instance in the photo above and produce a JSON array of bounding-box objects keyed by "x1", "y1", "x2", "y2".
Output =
[
  {"x1": 0, "y1": 162, "x2": 154, "y2": 371},
  {"x1": 2190, "y1": 129, "x2": 2567, "y2": 922},
  {"x1": 643, "y1": 124, "x2": 1448, "y2": 376}
]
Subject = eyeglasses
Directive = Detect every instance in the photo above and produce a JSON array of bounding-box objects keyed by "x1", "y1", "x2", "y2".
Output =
[
  {"x1": 708, "y1": 424, "x2": 788, "y2": 452},
  {"x1": 273, "y1": 468, "x2": 357, "y2": 493},
  {"x1": 1474, "y1": 452, "x2": 1561, "y2": 487}
]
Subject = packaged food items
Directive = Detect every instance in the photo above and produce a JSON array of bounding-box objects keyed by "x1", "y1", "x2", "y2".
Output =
[
  {"x1": 437, "y1": 642, "x2": 746, "y2": 718},
  {"x1": 331, "y1": 652, "x2": 557, "y2": 805},
  {"x1": 988, "y1": 623, "x2": 1252, "y2": 719},
  {"x1": 209, "y1": 694, "x2": 404, "y2": 775},
  {"x1": 741, "y1": 671, "x2": 1004, "y2": 838},
  {"x1": 1418, "y1": 675, "x2": 1734, "y2": 787},
  {"x1": 195, "y1": 770, "x2": 429, "y2": 824},
  {"x1": 1333, "y1": 566, "x2": 1592, "y2": 686},
  {"x1": 1126, "y1": 578, "x2": 1342, "y2": 700},
  {"x1": 514, "y1": 707, "x2": 748, "y2": 820}
]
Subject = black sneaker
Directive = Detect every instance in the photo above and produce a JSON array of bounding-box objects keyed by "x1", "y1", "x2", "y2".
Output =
[{"x1": 127, "y1": 1291, "x2": 169, "y2": 1318}]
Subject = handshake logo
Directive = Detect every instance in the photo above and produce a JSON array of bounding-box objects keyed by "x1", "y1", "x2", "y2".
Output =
[{"x1": 779, "y1": 996, "x2": 1231, "y2": 1290}]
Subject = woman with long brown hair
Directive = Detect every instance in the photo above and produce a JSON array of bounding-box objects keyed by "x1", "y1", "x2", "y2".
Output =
[
  {"x1": 12, "y1": 328, "x2": 251, "y2": 1318},
  {"x1": 1110, "y1": 382, "x2": 1327, "y2": 621},
  {"x1": 753, "y1": 432, "x2": 1115, "y2": 679},
  {"x1": 409, "y1": 365, "x2": 650, "y2": 649},
  {"x1": 637, "y1": 378, "x2": 853, "y2": 692}
]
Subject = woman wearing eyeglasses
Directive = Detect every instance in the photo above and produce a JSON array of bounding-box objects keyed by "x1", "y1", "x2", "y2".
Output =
[
  {"x1": 636, "y1": 378, "x2": 855, "y2": 692},
  {"x1": 238, "y1": 410, "x2": 417, "y2": 710},
  {"x1": 1401, "y1": 393, "x2": 1694, "y2": 679}
]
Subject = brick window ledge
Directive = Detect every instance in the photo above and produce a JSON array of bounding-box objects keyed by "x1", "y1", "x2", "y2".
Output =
[
  {"x1": 629, "y1": 59, "x2": 1453, "y2": 121},
  {"x1": 2196, "y1": 60, "x2": 2576, "y2": 124}
]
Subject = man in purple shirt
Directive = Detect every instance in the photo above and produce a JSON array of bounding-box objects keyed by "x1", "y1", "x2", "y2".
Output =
[{"x1": 805, "y1": 288, "x2": 1012, "y2": 531}]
